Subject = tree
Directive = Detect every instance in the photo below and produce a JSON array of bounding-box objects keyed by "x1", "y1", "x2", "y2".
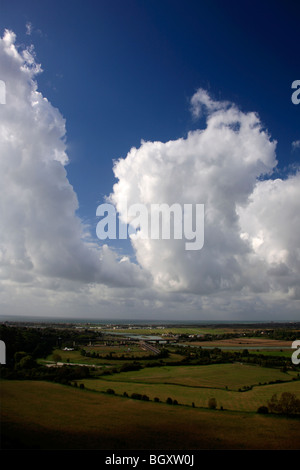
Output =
[
  {"x1": 208, "y1": 397, "x2": 217, "y2": 409},
  {"x1": 52, "y1": 353, "x2": 62, "y2": 364},
  {"x1": 18, "y1": 354, "x2": 37, "y2": 369},
  {"x1": 257, "y1": 405, "x2": 269, "y2": 414},
  {"x1": 14, "y1": 351, "x2": 27, "y2": 364},
  {"x1": 268, "y1": 392, "x2": 300, "y2": 415},
  {"x1": 131, "y1": 393, "x2": 142, "y2": 400}
]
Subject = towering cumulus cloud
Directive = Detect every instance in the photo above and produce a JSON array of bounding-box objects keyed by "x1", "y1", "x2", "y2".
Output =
[
  {"x1": 110, "y1": 88, "x2": 300, "y2": 311},
  {"x1": 0, "y1": 30, "x2": 145, "y2": 294}
]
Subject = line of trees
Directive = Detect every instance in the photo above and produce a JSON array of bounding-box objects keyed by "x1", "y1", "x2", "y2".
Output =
[
  {"x1": 173, "y1": 345, "x2": 298, "y2": 370},
  {"x1": 80, "y1": 346, "x2": 169, "y2": 361}
]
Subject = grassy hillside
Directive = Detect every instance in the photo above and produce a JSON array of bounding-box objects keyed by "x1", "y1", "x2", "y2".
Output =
[
  {"x1": 79, "y1": 363, "x2": 300, "y2": 412},
  {"x1": 1, "y1": 380, "x2": 300, "y2": 450}
]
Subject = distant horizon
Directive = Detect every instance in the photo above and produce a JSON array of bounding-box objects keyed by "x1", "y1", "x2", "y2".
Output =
[{"x1": 1, "y1": 314, "x2": 299, "y2": 326}]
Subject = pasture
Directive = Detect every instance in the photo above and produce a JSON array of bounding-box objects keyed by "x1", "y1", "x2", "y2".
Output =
[
  {"x1": 1, "y1": 380, "x2": 300, "y2": 450},
  {"x1": 79, "y1": 363, "x2": 300, "y2": 412},
  {"x1": 96, "y1": 363, "x2": 298, "y2": 389}
]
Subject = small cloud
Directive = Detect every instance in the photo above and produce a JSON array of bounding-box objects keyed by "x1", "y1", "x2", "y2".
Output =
[
  {"x1": 292, "y1": 140, "x2": 300, "y2": 151},
  {"x1": 25, "y1": 22, "x2": 43, "y2": 38},
  {"x1": 25, "y1": 22, "x2": 33, "y2": 36}
]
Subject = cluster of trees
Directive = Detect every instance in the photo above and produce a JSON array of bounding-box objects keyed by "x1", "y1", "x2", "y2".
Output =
[
  {"x1": 0, "y1": 325, "x2": 91, "y2": 383},
  {"x1": 0, "y1": 324, "x2": 57, "y2": 367},
  {"x1": 257, "y1": 392, "x2": 300, "y2": 415},
  {"x1": 268, "y1": 392, "x2": 300, "y2": 414}
]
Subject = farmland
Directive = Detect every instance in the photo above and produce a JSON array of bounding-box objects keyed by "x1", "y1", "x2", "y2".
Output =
[
  {"x1": 78, "y1": 363, "x2": 300, "y2": 412},
  {"x1": 1, "y1": 320, "x2": 300, "y2": 450},
  {"x1": 2, "y1": 379, "x2": 300, "y2": 450}
]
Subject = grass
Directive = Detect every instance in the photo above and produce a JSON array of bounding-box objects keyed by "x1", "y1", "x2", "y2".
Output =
[
  {"x1": 42, "y1": 345, "x2": 156, "y2": 367},
  {"x1": 2, "y1": 380, "x2": 300, "y2": 450},
  {"x1": 98, "y1": 363, "x2": 298, "y2": 389},
  {"x1": 79, "y1": 364, "x2": 300, "y2": 412}
]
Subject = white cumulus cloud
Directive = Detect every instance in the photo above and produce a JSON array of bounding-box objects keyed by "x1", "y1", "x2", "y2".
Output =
[
  {"x1": 0, "y1": 29, "x2": 146, "y2": 295},
  {"x1": 109, "y1": 88, "x2": 300, "y2": 318},
  {"x1": 110, "y1": 92, "x2": 277, "y2": 294}
]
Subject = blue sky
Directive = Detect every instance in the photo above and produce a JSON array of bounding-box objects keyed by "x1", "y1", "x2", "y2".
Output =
[
  {"x1": 0, "y1": 0, "x2": 300, "y2": 320},
  {"x1": 2, "y1": 0, "x2": 300, "y2": 221}
]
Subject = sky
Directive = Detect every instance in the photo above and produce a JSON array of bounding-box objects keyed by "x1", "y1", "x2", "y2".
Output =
[{"x1": 0, "y1": 0, "x2": 300, "y2": 321}]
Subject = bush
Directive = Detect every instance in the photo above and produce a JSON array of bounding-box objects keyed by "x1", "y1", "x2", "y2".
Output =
[
  {"x1": 106, "y1": 388, "x2": 115, "y2": 394},
  {"x1": 208, "y1": 397, "x2": 217, "y2": 409},
  {"x1": 14, "y1": 352, "x2": 38, "y2": 371},
  {"x1": 166, "y1": 397, "x2": 173, "y2": 405},
  {"x1": 131, "y1": 393, "x2": 142, "y2": 400},
  {"x1": 120, "y1": 362, "x2": 141, "y2": 372},
  {"x1": 257, "y1": 405, "x2": 269, "y2": 414}
]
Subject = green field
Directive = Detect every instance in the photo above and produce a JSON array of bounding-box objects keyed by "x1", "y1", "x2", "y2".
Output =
[
  {"x1": 1, "y1": 380, "x2": 300, "y2": 450},
  {"x1": 79, "y1": 363, "x2": 300, "y2": 412},
  {"x1": 42, "y1": 344, "x2": 157, "y2": 367},
  {"x1": 106, "y1": 327, "x2": 226, "y2": 336},
  {"x1": 99, "y1": 363, "x2": 297, "y2": 389},
  {"x1": 2, "y1": 323, "x2": 300, "y2": 450}
]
